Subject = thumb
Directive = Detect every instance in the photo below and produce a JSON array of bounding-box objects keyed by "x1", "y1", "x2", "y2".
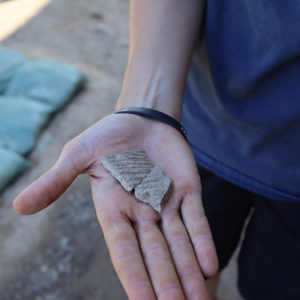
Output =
[{"x1": 13, "y1": 141, "x2": 87, "y2": 215}]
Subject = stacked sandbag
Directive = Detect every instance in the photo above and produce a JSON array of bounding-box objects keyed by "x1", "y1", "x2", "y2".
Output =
[
  {"x1": 0, "y1": 147, "x2": 30, "y2": 192},
  {"x1": 5, "y1": 60, "x2": 86, "y2": 112},
  {"x1": 0, "y1": 46, "x2": 86, "y2": 193},
  {"x1": 0, "y1": 46, "x2": 27, "y2": 94},
  {"x1": 0, "y1": 97, "x2": 52, "y2": 155}
]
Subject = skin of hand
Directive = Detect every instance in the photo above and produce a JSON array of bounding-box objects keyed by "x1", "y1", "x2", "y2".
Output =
[{"x1": 13, "y1": 113, "x2": 218, "y2": 299}]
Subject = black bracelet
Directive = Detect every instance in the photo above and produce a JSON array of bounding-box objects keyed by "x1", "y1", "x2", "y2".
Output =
[{"x1": 114, "y1": 107, "x2": 188, "y2": 141}]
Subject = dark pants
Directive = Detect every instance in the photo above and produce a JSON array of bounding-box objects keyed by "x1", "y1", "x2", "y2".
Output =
[{"x1": 198, "y1": 166, "x2": 300, "y2": 300}]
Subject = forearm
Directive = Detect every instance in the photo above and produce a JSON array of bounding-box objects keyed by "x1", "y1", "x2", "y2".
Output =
[{"x1": 116, "y1": 0, "x2": 205, "y2": 120}]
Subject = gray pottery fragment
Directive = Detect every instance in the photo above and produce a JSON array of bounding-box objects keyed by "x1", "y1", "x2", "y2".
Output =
[
  {"x1": 101, "y1": 148, "x2": 171, "y2": 213},
  {"x1": 135, "y1": 165, "x2": 171, "y2": 213},
  {"x1": 101, "y1": 148, "x2": 154, "y2": 192}
]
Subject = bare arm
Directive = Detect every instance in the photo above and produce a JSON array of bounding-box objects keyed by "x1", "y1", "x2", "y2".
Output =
[{"x1": 118, "y1": 0, "x2": 204, "y2": 120}]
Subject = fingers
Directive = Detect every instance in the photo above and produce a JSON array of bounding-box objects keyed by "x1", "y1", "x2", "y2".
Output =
[
  {"x1": 181, "y1": 192, "x2": 219, "y2": 278},
  {"x1": 13, "y1": 141, "x2": 86, "y2": 215},
  {"x1": 161, "y1": 211, "x2": 210, "y2": 300},
  {"x1": 99, "y1": 212, "x2": 156, "y2": 300},
  {"x1": 136, "y1": 216, "x2": 185, "y2": 300}
]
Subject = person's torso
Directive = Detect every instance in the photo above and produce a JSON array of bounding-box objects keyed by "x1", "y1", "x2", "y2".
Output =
[{"x1": 182, "y1": 0, "x2": 300, "y2": 202}]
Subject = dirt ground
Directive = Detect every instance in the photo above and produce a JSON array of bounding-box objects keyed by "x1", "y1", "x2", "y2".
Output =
[{"x1": 0, "y1": 0, "x2": 242, "y2": 299}]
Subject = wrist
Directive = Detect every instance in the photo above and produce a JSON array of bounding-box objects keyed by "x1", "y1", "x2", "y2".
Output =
[
  {"x1": 116, "y1": 66, "x2": 184, "y2": 121},
  {"x1": 114, "y1": 107, "x2": 188, "y2": 141},
  {"x1": 116, "y1": 94, "x2": 182, "y2": 122}
]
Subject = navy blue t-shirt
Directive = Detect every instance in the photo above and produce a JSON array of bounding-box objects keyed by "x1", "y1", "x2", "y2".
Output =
[{"x1": 182, "y1": 1, "x2": 300, "y2": 202}]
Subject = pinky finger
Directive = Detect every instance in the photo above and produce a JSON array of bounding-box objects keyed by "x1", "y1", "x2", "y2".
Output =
[{"x1": 181, "y1": 192, "x2": 219, "y2": 278}]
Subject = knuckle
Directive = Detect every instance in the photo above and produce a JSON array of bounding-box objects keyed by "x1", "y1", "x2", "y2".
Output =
[
  {"x1": 59, "y1": 139, "x2": 83, "y2": 170},
  {"x1": 145, "y1": 243, "x2": 169, "y2": 260},
  {"x1": 101, "y1": 213, "x2": 125, "y2": 226},
  {"x1": 192, "y1": 235, "x2": 214, "y2": 249},
  {"x1": 161, "y1": 212, "x2": 180, "y2": 232},
  {"x1": 139, "y1": 220, "x2": 156, "y2": 235},
  {"x1": 157, "y1": 284, "x2": 184, "y2": 300},
  {"x1": 100, "y1": 214, "x2": 126, "y2": 233},
  {"x1": 180, "y1": 268, "x2": 202, "y2": 281},
  {"x1": 202, "y1": 255, "x2": 219, "y2": 278},
  {"x1": 60, "y1": 137, "x2": 86, "y2": 164},
  {"x1": 169, "y1": 235, "x2": 191, "y2": 252},
  {"x1": 170, "y1": 235, "x2": 190, "y2": 246},
  {"x1": 128, "y1": 280, "x2": 154, "y2": 300},
  {"x1": 188, "y1": 217, "x2": 211, "y2": 238},
  {"x1": 188, "y1": 208, "x2": 206, "y2": 223},
  {"x1": 162, "y1": 210, "x2": 178, "y2": 225},
  {"x1": 206, "y1": 263, "x2": 219, "y2": 278},
  {"x1": 112, "y1": 241, "x2": 140, "y2": 263},
  {"x1": 61, "y1": 139, "x2": 78, "y2": 155}
]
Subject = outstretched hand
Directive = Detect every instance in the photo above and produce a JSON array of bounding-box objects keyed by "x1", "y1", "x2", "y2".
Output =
[{"x1": 13, "y1": 113, "x2": 218, "y2": 299}]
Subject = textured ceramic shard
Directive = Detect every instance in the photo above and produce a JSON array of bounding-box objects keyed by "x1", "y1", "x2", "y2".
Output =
[
  {"x1": 101, "y1": 148, "x2": 171, "y2": 212},
  {"x1": 134, "y1": 165, "x2": 171, "y2": 213},
  {"x1": 101, "y1": 148, "x2": 154, "y2": 192}
]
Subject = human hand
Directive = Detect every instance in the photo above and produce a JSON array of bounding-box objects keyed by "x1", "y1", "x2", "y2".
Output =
[{"x1": 13, "y1": 113, "x2": 218, "y2": 299}]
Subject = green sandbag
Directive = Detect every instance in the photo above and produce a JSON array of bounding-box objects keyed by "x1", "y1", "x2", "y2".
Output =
[
  {"x1": 0, "y1": 146, "x2": 30, "y2": 192},
  {"x1": 5, "y1": 60, "x2": 86, "y2": 112},
  {"x1": 0, "y1": 96, "x2": 52, "y2": 155},
  {"x1": 0, "y1": 46, "x2": 28, "y2": 94}
]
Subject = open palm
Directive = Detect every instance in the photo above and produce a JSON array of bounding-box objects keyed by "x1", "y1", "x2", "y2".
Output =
[{"x1": 14, "y1": 113, "x2": 218, "y2": 300}]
